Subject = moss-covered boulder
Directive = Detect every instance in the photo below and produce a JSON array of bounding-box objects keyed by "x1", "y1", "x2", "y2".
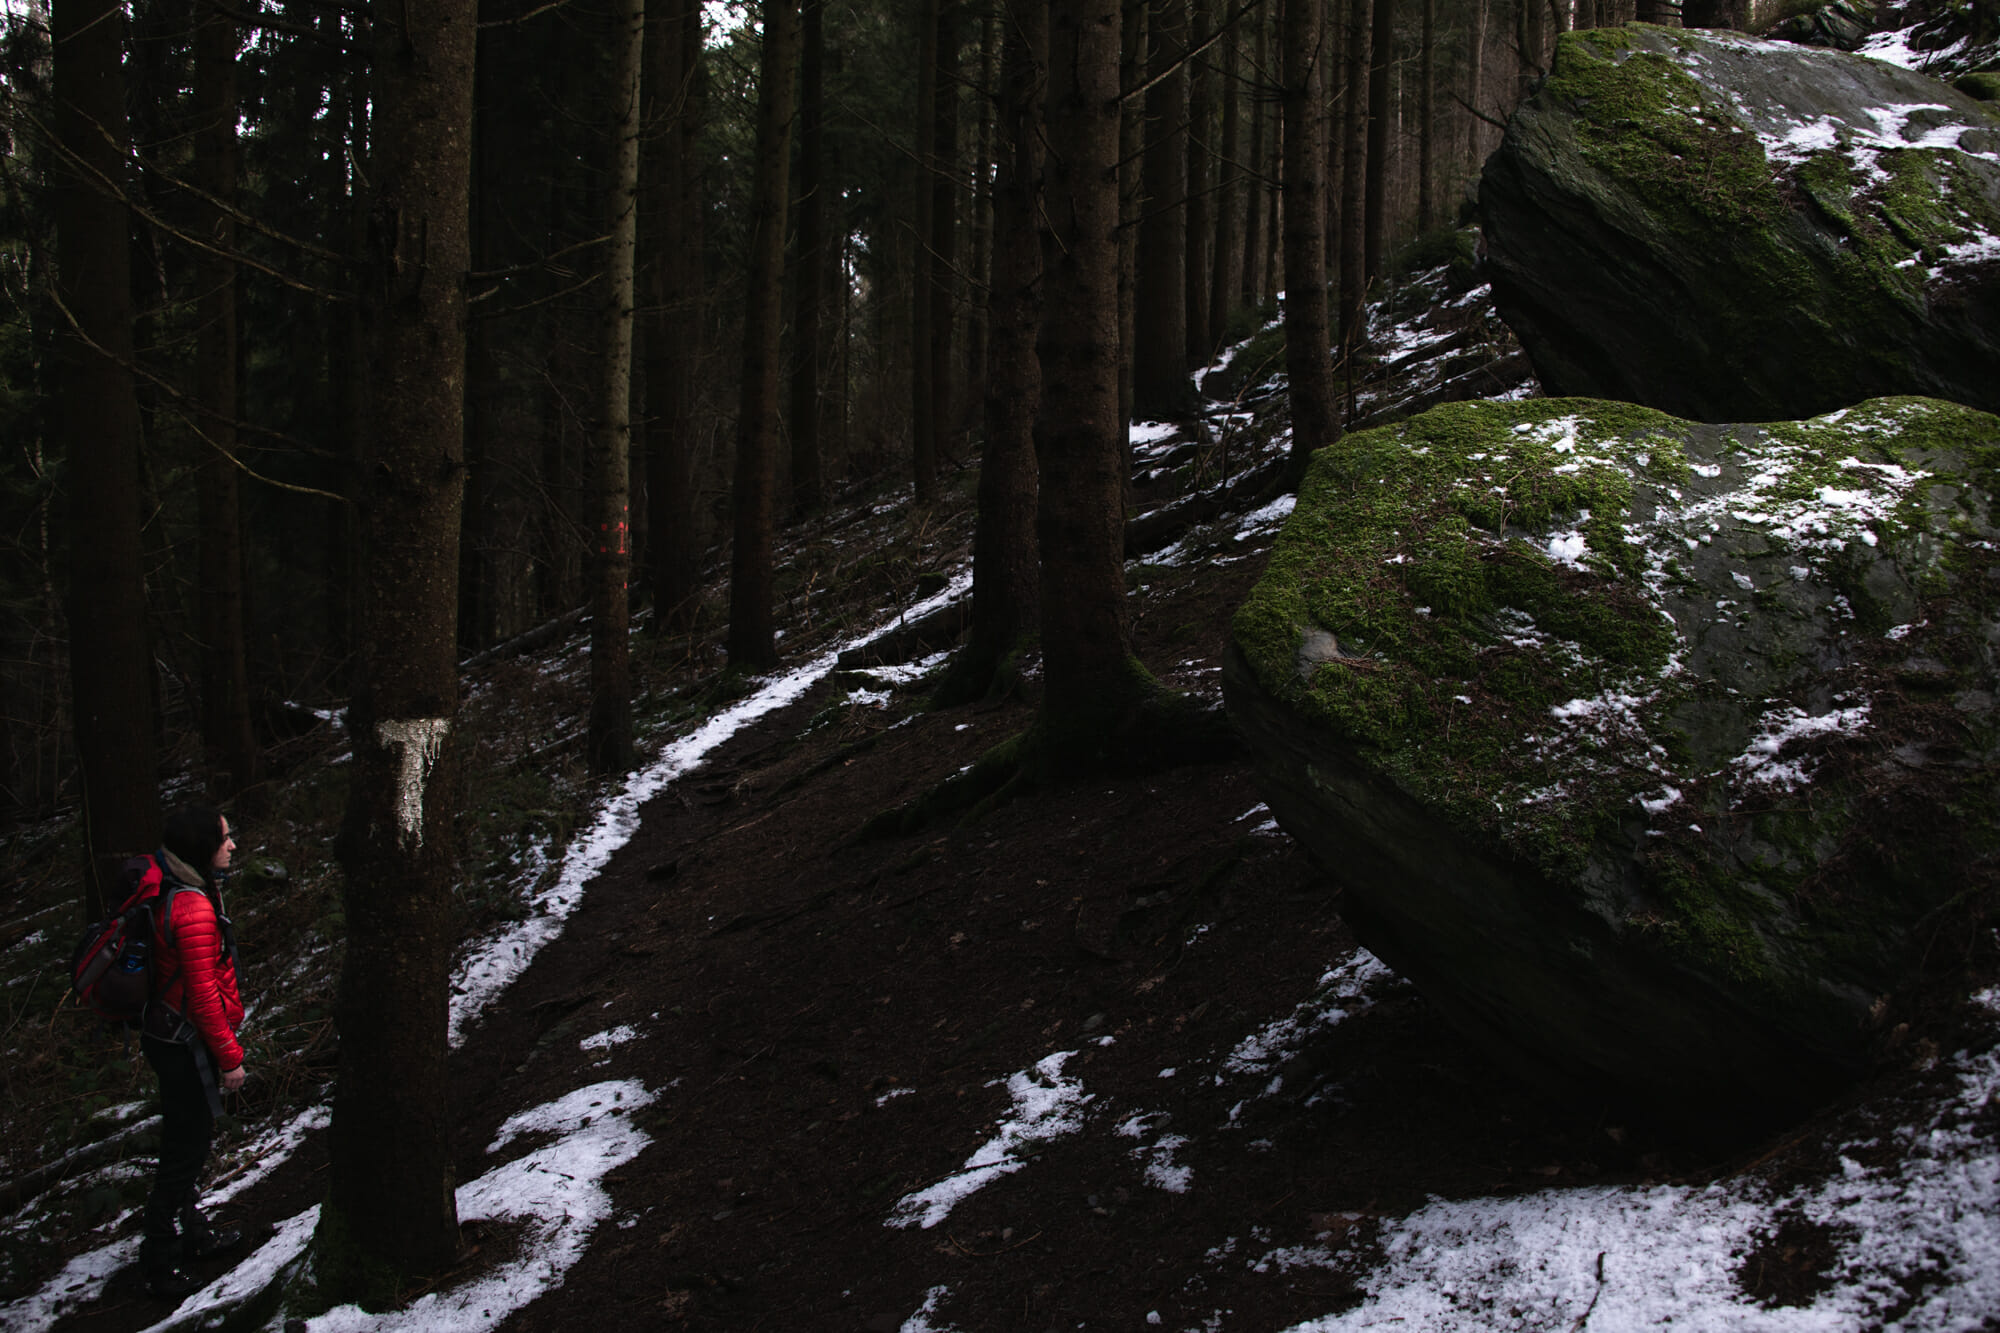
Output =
[
  {"x1": 1479, "y1": 24, "x2": 2000, "y2": 422},
  {"x1": 1224, "y1": 396, "x2": 2000, "y2": 1122}
]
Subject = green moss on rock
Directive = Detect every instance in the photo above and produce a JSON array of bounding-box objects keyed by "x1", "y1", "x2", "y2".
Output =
[
  {"x1": 1480, "y1": 24, "x2": 2000, "y2": 421},
  {"x1": 1234, "y1": 394, "x2": 2000, "y2": 982},
  {"x1": 1228, "y1": 394, "x2": 2000, "y2": 1115}
]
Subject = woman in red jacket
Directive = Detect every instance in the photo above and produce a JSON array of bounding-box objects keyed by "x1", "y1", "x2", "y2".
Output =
[{"x1": 140, "y1": 804, "x2": 249, "y2": 1299}]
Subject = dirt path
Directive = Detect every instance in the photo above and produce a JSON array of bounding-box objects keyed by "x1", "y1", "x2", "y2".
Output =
[{"x1": 49, "y1": 547, "x2": 1796, "y2": 1333}]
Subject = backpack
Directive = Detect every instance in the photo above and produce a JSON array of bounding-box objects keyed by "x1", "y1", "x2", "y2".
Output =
[{"x1": 68, "y1": 855, "x2": 192, "y2": 1024}]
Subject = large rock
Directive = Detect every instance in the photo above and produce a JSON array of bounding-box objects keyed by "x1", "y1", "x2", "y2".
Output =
[
  {"x1": 1479, "y1": 24, "x2": 2000, "y2": 423},
  {"x1": 1224, "y1": 396, "x2": 2000, "y2": 1122}
]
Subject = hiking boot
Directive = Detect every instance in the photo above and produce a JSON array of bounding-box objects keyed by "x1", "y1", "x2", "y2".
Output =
[{"x1": 186, "y1": 1223, "x2": 243, "y2": 1259}]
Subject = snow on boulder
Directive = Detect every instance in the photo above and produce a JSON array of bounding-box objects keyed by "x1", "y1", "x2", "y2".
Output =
[
  {"x1": 1479, "y1": 23, "x2": 2000, "y2": 423},
  {"x1": 1223, "y1": 396, "x2": 2000, "y2": 1125}
]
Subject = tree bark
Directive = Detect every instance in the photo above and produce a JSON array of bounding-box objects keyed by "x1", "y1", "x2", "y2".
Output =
[
  {"x1": 1184, "y1": 0, "x2": 1213, "y2": 367},
  {"x1": 1132, "y1": 0, "x2": 1192, "y2": 418},
  {"x1": 911, "y1": 0, "x2": 941, "y2": 504},
  {"x1": 51, "y1": 0, "x2": 159, "y2": 918},
  {"x1": 727, "y1": 0, "x2": 799, "y2": 669},
  {"x1": 1326, "y1": 0, "x2": 1347, "y2": 302},
  {"x1": 1283, "y1": 0, "x2": 1338, "y2": 478},
  {"x1": 644, "y1": 0, "x2": 706, "y2": 633},
  {"x1": 1362, "y1": 0, "x2": 1393, "y2": 286},
  {"x1": 789, "y1": 0, "x2": 827, "y2": 516},
  {"x1": 1117, "y1": 0, "x2": 1145, "y2": 436},
  {"x1": 1208, "y1": 11, "x2": 1240, "y2": 348},
  {"x1": 1519, "y1": 0, "x2": 1546, "y2": 92},
  {"x1": 1039, "y1": 0, "x2": 1139, "y2": 727},
  {"x1": 1240, "y1": 0, "x2": 1267, "y2": 311},
  {"x1": 1417, "y1": 0, "x2": 1436, "y2": 233},
  {"x1": 1337, "y1": 0, "x2": 1369, "y2": 352},
  {"x1": 321, "y1": 0, "x2": 475, "y2": 1292},
  {"x1": 1681, "y1": 0, "x2": 1740, "y2": 28},
  {"x1": 193, "y1": 0, "x2": 258, "y2": 797},
  {"x1": 938, "y1": 0, "x2": 1046, "y2": 706},
  {"x1": 589, "y1": 0, "x2": 643, "y2": 775},
  {"x1": 927, "y1": 3, "x2": 962, "y2": 484},
  {"x1": 1468, "y1": 0, "x2": 1487, "y2": 167},
  {"x1": 965, "y1": 1, "x2": 1000, "y2": 390}
]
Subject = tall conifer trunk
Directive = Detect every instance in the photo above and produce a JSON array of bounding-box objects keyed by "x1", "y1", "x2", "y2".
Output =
[
  {"x1": 1039, "y1": 0, "x2": 1136, "y2": 727},
  {"x1": 1337, "y1": 0, "x2": 1369, "y2": 354},
  {"x1": 1132, "y1": 0, "x2": 1191, "y2": 418},
  {"x1": 589, "y1": 0, "x2": 643, "y2": 774},
  {"x1": 1283, "y1": 0, "x2": 1338, "y2": 475},
  {"x1": 322, "y1": 0, "x2": 475, "y2": 1291},
  {"x1": 965, "y1": 2, "x2": 1000, "y2": 390},
  {"x1": 645, "y1": 0, "x2": 706, "y2": 632},
  {"x1": 927, "y1": 5, "x2": 962, "y2": 481},
  {"x1": 911, "y1": 0, "x2": 941, "y2": 504},
  {"x1": 193, "y1": 0, "x2": 258, "y2": 796},
  {"x1": 1240, "y1": 2, "x2": 1267, "y2": 311},
  {"x1": 1118, "y1": 0, "x2": 1145, "y2": 435},
  {"x1": 727, "y1": 0, "x2": 799, "y2": 668},
  {"x1": 1362, "y1": 0, "x2": 1393, "y2": 285},
  {"x1": 51, "y1": 0, "x2": 158, "y2": 916},
  {"x1": 1209, "y1": 12, "x2": 1240, "y2": 348},
  {"x1": 1417, "y1": 0, "x2": 1436, "y2": 232},
  {"x1": 789, "y1": 0, "x2": 827, "y2": 515},
  {"x1": 938, "y1": 0, "x2": 1046, "y2": 706},
  {"x1": 1184, "y1": 0, "x2": 1213, "y2": 367}
]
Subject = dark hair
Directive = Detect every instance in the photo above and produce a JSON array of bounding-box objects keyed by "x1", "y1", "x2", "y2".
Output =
[{"x1": 162, "y1": 804, "x2": 228, "y2": 876}]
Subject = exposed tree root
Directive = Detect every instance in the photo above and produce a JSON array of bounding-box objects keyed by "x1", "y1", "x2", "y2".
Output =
[
  {"x1": 928, "y1": 639, "x2": 1031, "y2": 710},
  {"x1": 855, "y1": 676, "x2": 1241, "y2": 843}
]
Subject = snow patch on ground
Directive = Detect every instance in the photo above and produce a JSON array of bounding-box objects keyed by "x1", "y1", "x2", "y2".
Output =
[
  {"x1": 1278, "y1": 1039, "x2": 2000, "y2": 1331},
  {"x1": 1222, "y1": 951, "x2": 1390, "y2": 1080},
  {"x1": 887, "y1": 1052, "x2": 1095, "y2": 1230},
  {"x1": 447, "y1": 571, "x2": 973, "y2": 1048}
]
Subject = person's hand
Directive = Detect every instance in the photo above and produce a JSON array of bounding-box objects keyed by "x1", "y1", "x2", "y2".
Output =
[{"x1": 221, "y1": 1064, "x2": 246, "y2": 1093}]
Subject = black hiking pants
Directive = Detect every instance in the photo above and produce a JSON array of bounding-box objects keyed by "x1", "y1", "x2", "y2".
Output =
[{"x1": 140, "y1": 1031, "x2": 214, "y2": 1266}]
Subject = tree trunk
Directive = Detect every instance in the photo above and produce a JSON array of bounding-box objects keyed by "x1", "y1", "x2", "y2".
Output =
[
  {"x1": 1209, "y1": 11, "x2": 1240, "y2": 347},
  {"x1": 589, "y1": 0, "x2": 643, "y2": 775},
  {"x1": 1468, "y1": 0, "x2": 1487, "y2": 169},
  {"x1": 1283, "y1": 0, "x2": 1339, "y2": 476},
  {"x1": 1240, "y1": 1, "x2": 1267, "y2": 310},
  {"x1": 937, "y1": 0, "x2": 1046, "y2": 707},
  {"x1": 1132, "y1": 0, "x2": 1192, "y2": 418},
  {"x1": 1519, "y1": 0, "x2": 1546, "y2": 92},
  {"x1": 927, "y1": 3, "x2": 962, "y2": 481},
  {"x1": 1681, "y1": 0, "x2": 1739, "y2": 27},
  {"x1": 1118, "y1": 0, "x2": 1145, "y2": 436},
  {"x1": 1039, "y1": 0, "x2": 1139, "y2": 728},
  {"x1": 51, "y1": 0, "x2": 159, "y2": 918},
  {"x1": 1362, "y1": 0, "x2": 1393, "y2": 286},
  {"x1": 1184, "y1": 0, "x2": 1213, "y2": 367},
  {"x1": 911, "y1": 0, "x2": 941, "y2": 504},
  {"x1": 645, "y1": 0, "x2": 706, "y2": 633},
  {"x1": 1417, "y1": 0, "x2": 1436, "y2": 233},
  {"x1": 321, "y1": 0, "x2": 475, "y2": 1293},
  {"x1": 789, "y1": 0, "x2": 827, "y2": 516},
  {"x1": 1337, "y1": 0, "x2": 1369, "y2": 352},
  {"x1": 965, "y1": 1, "x2": 1001, "y2": 392},
  {"x1": 727, "y1": 0, "x2": 799, "y2": 669},
  {"x1": 1326, "y1": 0, "x2": 1347, "y2": 301},
  {"x1": 193, "y1": 0, "x2": 259, "y2": 796}
]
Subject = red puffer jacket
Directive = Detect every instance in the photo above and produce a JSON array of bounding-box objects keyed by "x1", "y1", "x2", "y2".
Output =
[{"x1": 157, "y1": 882, "x2": 245, "y2": 1071}]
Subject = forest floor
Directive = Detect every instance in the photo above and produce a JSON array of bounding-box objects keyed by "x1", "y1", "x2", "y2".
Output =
[{"x1": 6, "y1": 258, "x2": 2000, "y2": 1333}]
